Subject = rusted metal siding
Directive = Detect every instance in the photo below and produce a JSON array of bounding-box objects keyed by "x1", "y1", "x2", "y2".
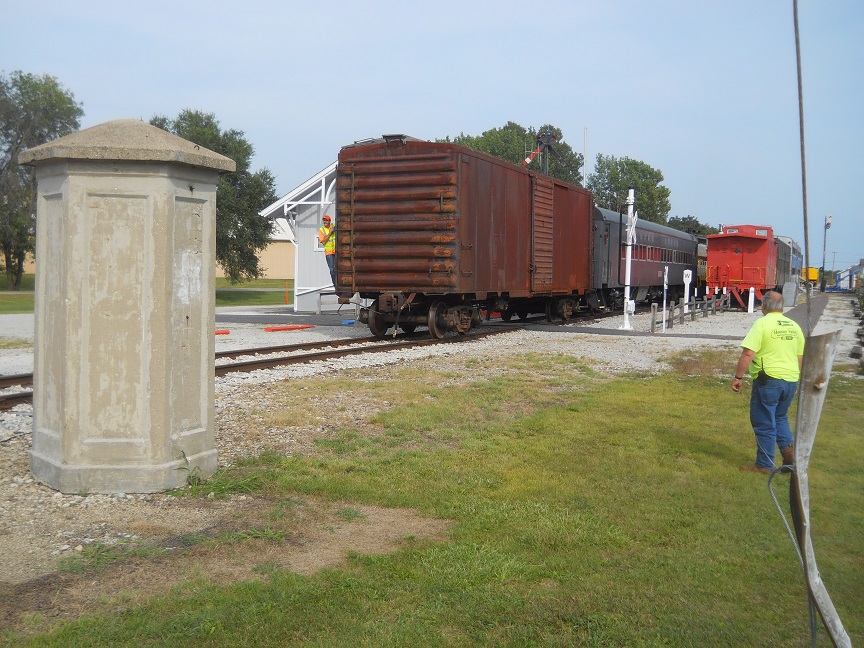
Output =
[
  {"x1": 531, "y1": 177, "x2": 554, "y2": 291},
  {"x1": 460, "y1": 153, "x2": 533, "y2": 295},
  {"x1": 336, "y1": 139, "x2": 592, "y2": 299},
  {"x1": 336, "y1": 146, "x2": 459, "y2": 295},
  {"x1": 550, "y1": 183, "x2": 592, "y2": 293}
]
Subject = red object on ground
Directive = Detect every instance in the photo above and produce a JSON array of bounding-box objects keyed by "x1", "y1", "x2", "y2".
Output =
[
  {"x1": 264, "y1": 325, "x2": 315, "y2": 332},
  {"x1": 215, "y1": 329, "x2": 230, "y2": 335}
]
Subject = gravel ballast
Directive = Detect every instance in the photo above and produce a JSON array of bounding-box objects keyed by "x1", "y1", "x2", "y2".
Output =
[{"x1": 0, "y1": 295, "x2": 859, "y2": 586}]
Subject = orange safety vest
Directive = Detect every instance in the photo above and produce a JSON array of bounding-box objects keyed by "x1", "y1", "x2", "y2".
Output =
[{"x1": 318, "y1": 224, "x2": 335, "y2": 255}]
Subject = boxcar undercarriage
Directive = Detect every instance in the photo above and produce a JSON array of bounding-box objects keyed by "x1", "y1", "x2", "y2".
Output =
[
  {"x1": 356, "y1": 286, "x2": 688, "y2": 339},
  {"x1": 357, "y1": 291, "x2": 592, "y2": 338}
]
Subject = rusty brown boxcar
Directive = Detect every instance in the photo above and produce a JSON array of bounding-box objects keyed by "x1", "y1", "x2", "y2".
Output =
[{"x1": 335, "y1": 135, "x2": 593, "y2": 338}]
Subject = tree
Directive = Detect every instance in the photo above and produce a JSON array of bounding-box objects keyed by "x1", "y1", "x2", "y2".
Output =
[
  {"x1": 666, "y1": 215, "x2": 718, "y2": 237},
  {"x1": 441, "y1": 121, "x2": 583, "y2": 186},
  {"x1": 150, "y1": 110, "x2": 277, "y2": 282},
  {"x1": 586, "y1": 154, "x2": 671, "y2": 224},
  {"x1": 0, "y1": 71, "x2": 83, "y2": 288}
]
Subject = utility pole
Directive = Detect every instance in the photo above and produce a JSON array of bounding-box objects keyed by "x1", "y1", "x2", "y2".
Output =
[{"x1": 820, "y1": 213, "x2": 832, "y2": 292}]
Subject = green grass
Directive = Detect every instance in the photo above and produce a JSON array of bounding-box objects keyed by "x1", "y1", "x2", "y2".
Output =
[
  {"x1": 214, "y1": 289, "x2": 290, "y2": 307},
  {"x1": 57, "y1": 542, "x2": 169, "y2": 574},
  {"x1": 214, "y1": 277, "x2": 290, "y2": 290},
  {"x1": 0, "y1": 276, "x2": 292, "y2": 311},
  {"x1": 0, "y1": 273, "x2": 35, "y2": 291},
  {"x1": 0, "y1": 291, "x2": 34, "y2": 314},
  {"x1": 215, "y1": 278, "x2": 292, "y2": 307},
  {"x1": 0, "y1": 337, "x2": 32, "y2": 349},
  {"x1": 7, "y1": 348, "x2": 861, "y2": 646},
  {"x1": 0, "y1": 272, "x2": 34, "y2": 314}
]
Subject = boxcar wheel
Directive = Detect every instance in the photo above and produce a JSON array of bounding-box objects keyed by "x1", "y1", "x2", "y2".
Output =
[
  {"x1": 500, "y1": 310, "x2": 512, "y2": 322},
  {"x1": 427, "y1": 301, "x2": 446, "y2": 339},
  {"x1": 368, "y1": 300, "x2": 389, "y2": 338},
  {"x1": 545, "y1": 299, "x2": 557, "y2": 322}
]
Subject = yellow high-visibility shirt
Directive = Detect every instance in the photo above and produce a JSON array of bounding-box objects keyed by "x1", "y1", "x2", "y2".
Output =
[
  {"x1": 318, "y1": 224, "x2": 335, "y2": 254},
  {"x1": 741, "y1": 312, "x2": 805, "y2": 381}
]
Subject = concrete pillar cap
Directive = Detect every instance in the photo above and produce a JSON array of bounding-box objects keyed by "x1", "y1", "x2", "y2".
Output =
[{"x1": 18, "y1": 119, "x2": 236, "y2": 173}]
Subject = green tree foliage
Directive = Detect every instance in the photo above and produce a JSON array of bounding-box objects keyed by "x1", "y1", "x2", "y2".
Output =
[
  {"x1": 441, "y1": 121, "x2": 583, "y2": 186},
  {"x1": 0, "y1": 71, "x2": 83, "y2": 288},
  {"x1": 666, "y1": 215, "x2": 718, "y2": 237},
  {"x1": 151, "y1": 110, "x2": 277, "y2": 282},
  {"x1": 587, "y1": 154, "x2": 671, "y2": 224}
]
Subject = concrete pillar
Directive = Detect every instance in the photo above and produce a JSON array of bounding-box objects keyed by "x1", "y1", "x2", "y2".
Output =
[{"x1": 19, "y1": 119, "x2": 236, "y2": 493}]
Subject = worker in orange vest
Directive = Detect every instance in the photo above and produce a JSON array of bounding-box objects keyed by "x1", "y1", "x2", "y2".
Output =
[{"x1": 318, "y1": 214, "x2": 336, "y2": 285}]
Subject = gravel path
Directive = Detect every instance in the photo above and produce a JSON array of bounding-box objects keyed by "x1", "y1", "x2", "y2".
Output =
[{"x1": 0, "y1": 294, "x2": 859, "y2": 586}]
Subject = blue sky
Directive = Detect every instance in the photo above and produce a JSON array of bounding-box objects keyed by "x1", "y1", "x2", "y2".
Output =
[{"x1": 4, "y1": 0, "x2": 861, "y2": 272}]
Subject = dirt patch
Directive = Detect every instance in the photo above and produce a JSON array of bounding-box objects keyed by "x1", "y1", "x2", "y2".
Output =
[{"x1": 0, "y1": 495, "x2": 452, "y2": 635}]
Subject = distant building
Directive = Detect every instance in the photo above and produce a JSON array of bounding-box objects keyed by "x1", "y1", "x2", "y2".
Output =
[
  {"x1": 254, "y1": 212, "x2": 296, "y2": 280},
  {"x1": 258, "y1": 162, "x2": 340, "y2": 312},
  {"x1": 22, "y1": 194, "x2": 300, "y2": 282}
]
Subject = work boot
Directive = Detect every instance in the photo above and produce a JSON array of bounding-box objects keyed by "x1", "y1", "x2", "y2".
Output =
[
  {"x1": 781, "y1": 445, "x2": 794, "y2": 465},
  {"x1": 740, "y1": 464, "x2": 772, "y2": 475}
]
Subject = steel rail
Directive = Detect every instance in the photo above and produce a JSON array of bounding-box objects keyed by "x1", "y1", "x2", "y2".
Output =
[
  {"x1": 0, "y1": 373, "x2": 33, "y2": 389},
  {"x1": 215, "y1": 327, "x2": 513, "y2": 376},
  {"x1": 214, "y1": 334, "x2": 396, "y2": 360},
  {"x1": 0, "y1": 311, "x2": 616, "y2": 390},
  {"x1": 0, "y1": 391, "x2": 33, "y2": 411},
  {"x1": 0, "y1": 327, "x2": 519, "y2": 408}
]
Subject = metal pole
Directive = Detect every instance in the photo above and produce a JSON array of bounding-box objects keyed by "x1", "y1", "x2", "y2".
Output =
[
  {"x1": 583, "y1": 127, "x2": 588, "y2": 186},
  {"x1": 619, "y1": 186, "x2": 636, "y2": 330},
  {"x1": 791, "y1": 328, "x2": 851, "y2": 647},
  {"x1": 662, "y1": 266, "x2": 668, "y2": 332},
  {"x1": 820, "y1": 213, "x2": 831, "y2": 292}
]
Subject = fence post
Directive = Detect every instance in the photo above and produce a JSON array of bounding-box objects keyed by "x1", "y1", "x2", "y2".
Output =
[
  {"x1": 651, "y1": 303, "x2": 657, "y2": 333},
  {"x1": 690, "y1": 298, "x2": 697, "y2": 321},
  {"x1": 679, "y1": 298, "x2": 686, "y2": 324}
]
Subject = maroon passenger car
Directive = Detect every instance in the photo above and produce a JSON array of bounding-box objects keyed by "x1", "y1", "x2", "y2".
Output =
[{"x1": 334, "y1": 136, "x2": 593, "y2": 338}]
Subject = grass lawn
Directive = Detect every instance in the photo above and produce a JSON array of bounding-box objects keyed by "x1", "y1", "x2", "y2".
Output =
[
  {"x1": 0, "y1": 273, "x2": 36, "y2": 313},
  {"x1": 0, "y1": 292, "x2": 34, "y2": 314},
  {"x1": 214, "y1": 278, "x2": 291, "y2": 290},
  {"x1": 0, "y1": 273, "x2": 35, "y2": 292},
  {"x1": 6, "y1": 345, "x2": 861, "y2": 646},
  {"x1": 0, "y1": 276, "x2": 292, "y2": 312}
]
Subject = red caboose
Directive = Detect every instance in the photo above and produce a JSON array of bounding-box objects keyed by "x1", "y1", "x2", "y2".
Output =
[{"x1": 706, "y1": 225, "x2": 779, "y2": 308}]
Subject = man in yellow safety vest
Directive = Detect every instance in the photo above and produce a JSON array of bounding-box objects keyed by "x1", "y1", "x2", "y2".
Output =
[{"x1": 318, "y1": 214, "x2": 336, "y2": 285}]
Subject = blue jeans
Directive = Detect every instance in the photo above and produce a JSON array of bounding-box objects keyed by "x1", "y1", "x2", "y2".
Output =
[
  {"x1": 749, "y1": 378, "x2": 798, "y2": 468},
  {"x1": 325, "y1": 254, "x2": 336, "y2": 286}
]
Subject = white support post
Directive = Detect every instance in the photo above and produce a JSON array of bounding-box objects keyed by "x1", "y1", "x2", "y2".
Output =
[
  {"x1": 619, "y1": 186, "x2": 637, "y2": 330},
  {"x1": 662, "y1": 265, "x2": 669, "y2": 333},
  {"x1": 683, "y1": 269, "x2": 692, "y2": 313},
  {"x1": 748, "y1": 287, "x2": 756, "y2": 313}
]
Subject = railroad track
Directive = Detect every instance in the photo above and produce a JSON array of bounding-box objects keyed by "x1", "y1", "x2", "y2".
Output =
[
  {"x1": 0, "y1": 309, "x2": 619, "y2": 411},
  {"x1": 0, "y1": 326, "x2": 516, "y2": 411},
  {"x1": 215, "y1": 326, "x2": 510, "y2": 375}
]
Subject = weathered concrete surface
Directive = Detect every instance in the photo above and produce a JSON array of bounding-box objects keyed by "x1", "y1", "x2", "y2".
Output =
[
  {"x1": 20, "y1": 120, "x2": 235, "y2": 493},
  {"x1": 19, "y1": 119, "x2": 236, "y2": 172}
]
